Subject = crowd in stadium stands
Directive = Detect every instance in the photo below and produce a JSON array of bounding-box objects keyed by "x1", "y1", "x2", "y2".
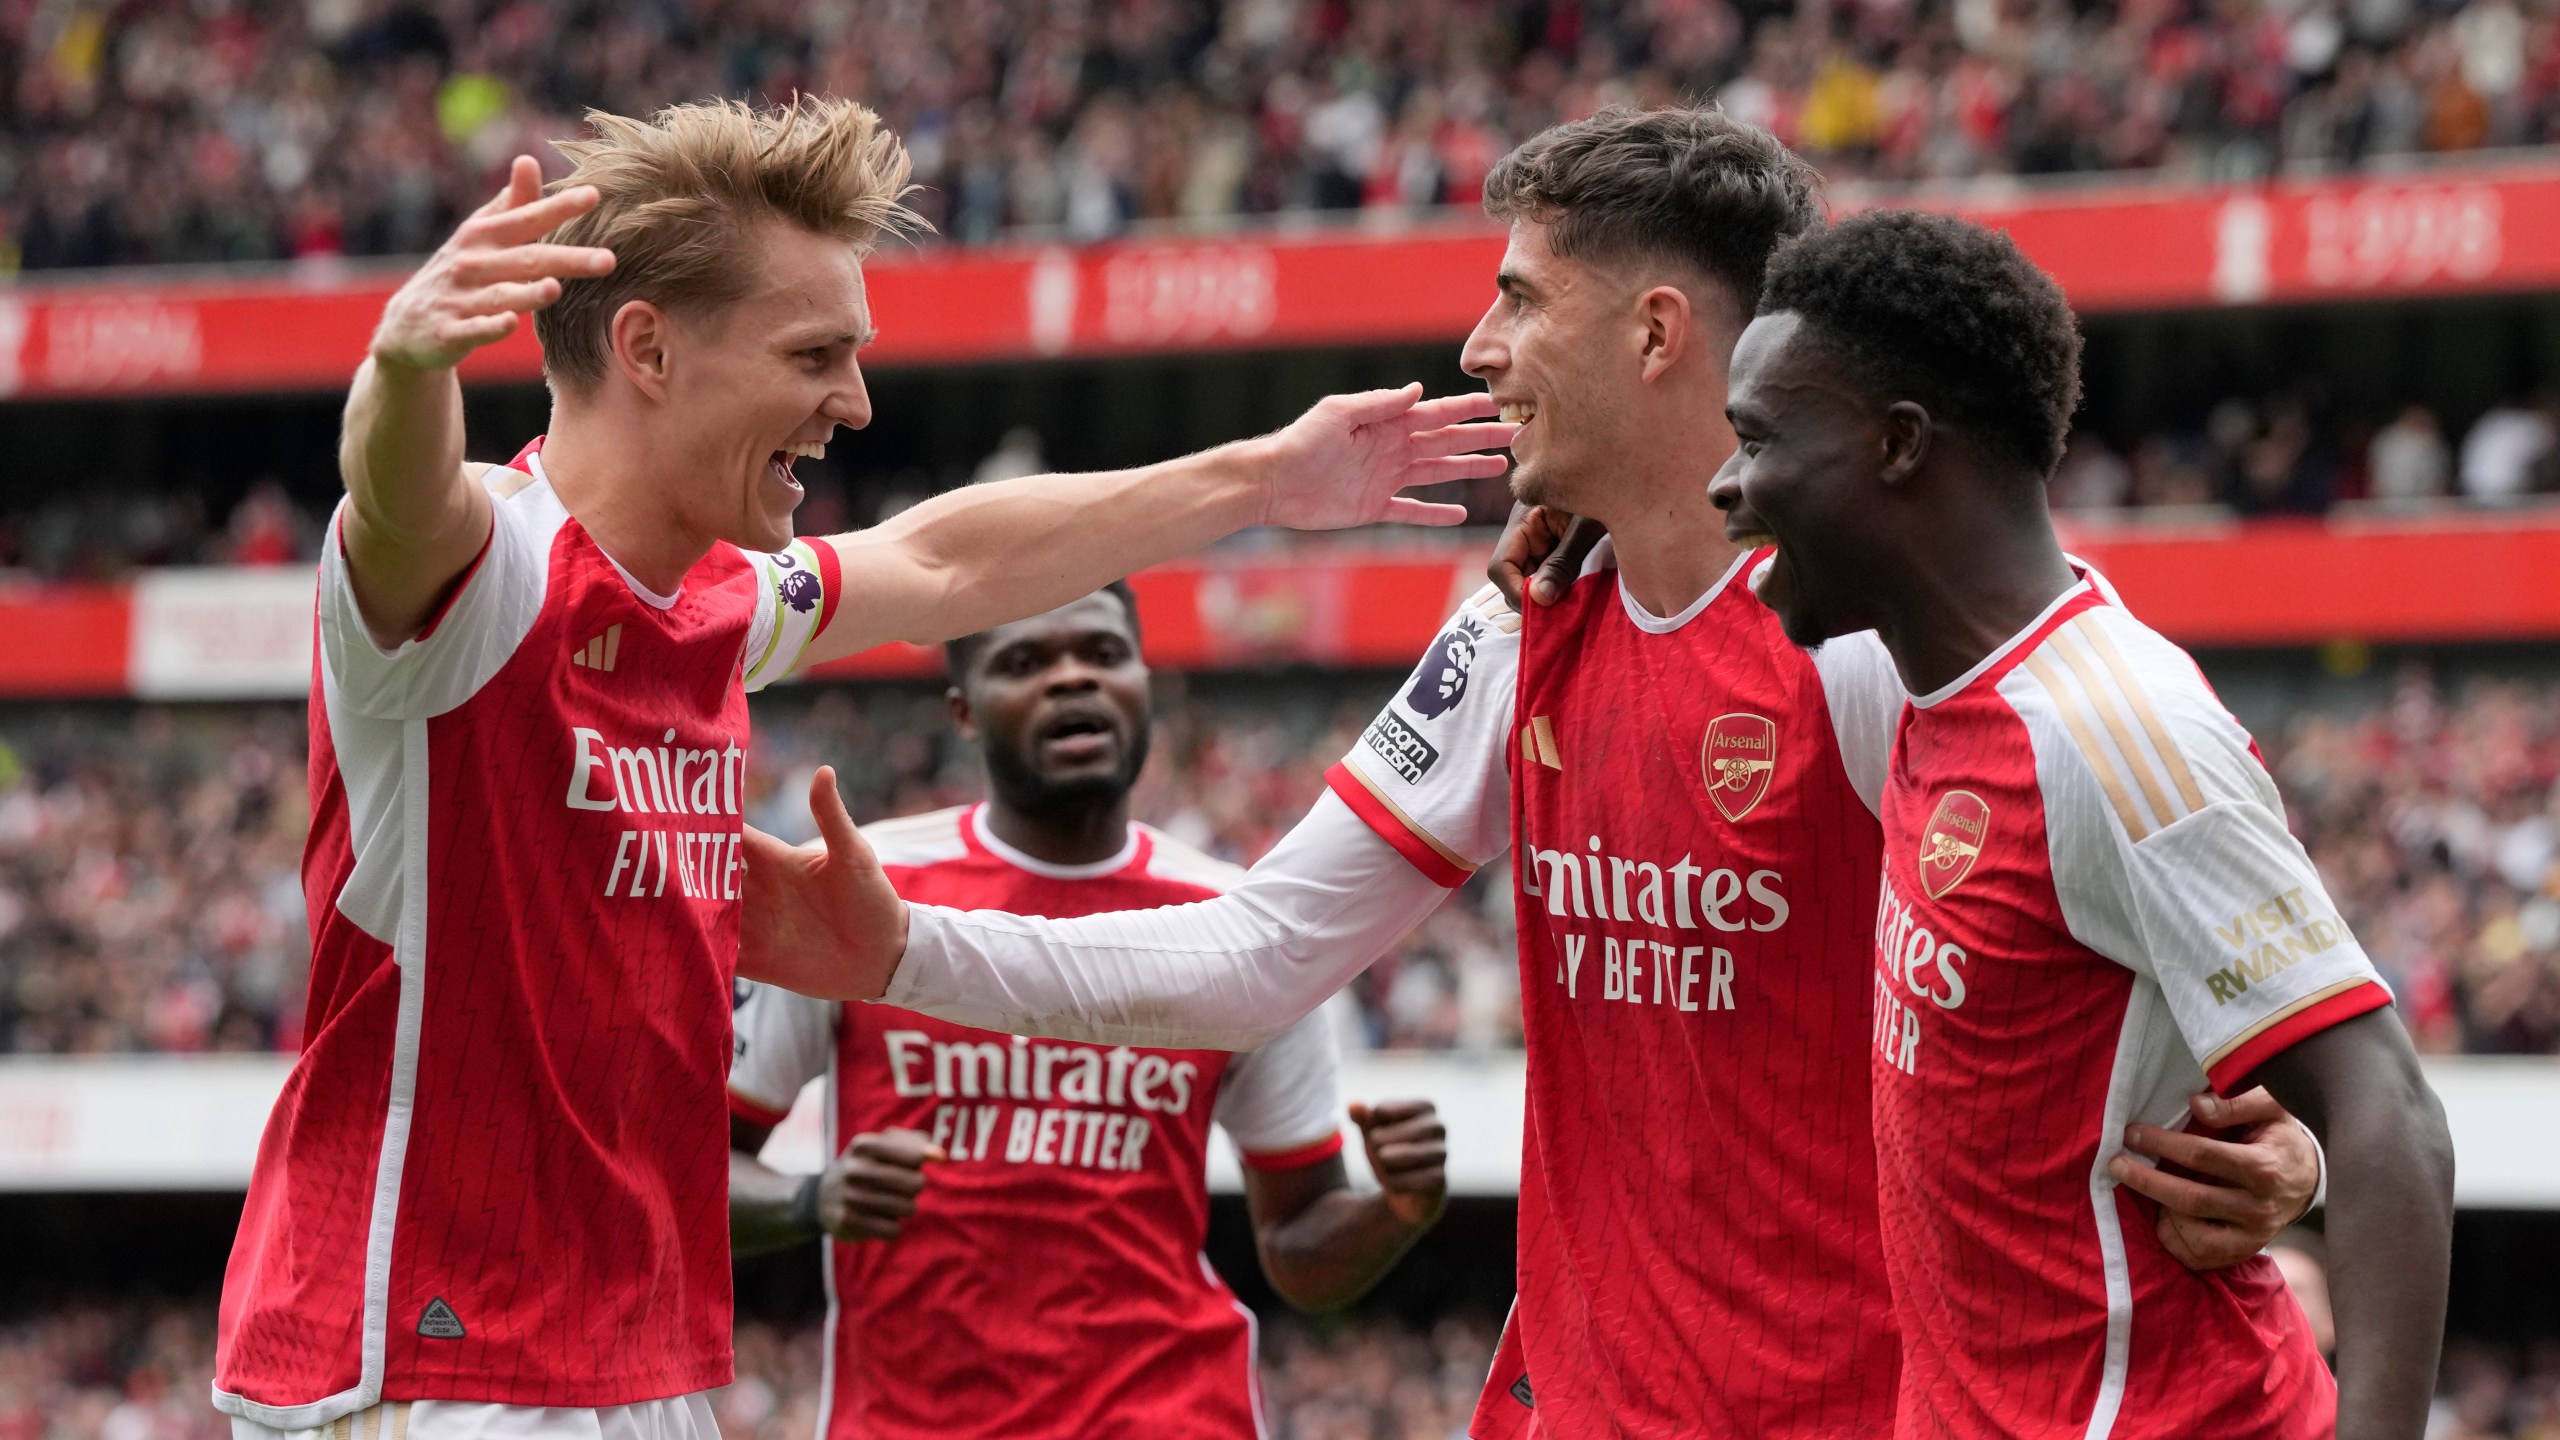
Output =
[
  {"x1": 1, "y1": 1296, "x2": 2552, "y2": 1438},
  {"x1": 6, "y1": 0, "x2": 2560, "y2": 274},
  {"x1": 8, "y1": 663, "x2": 2560, "y2": 1057},
  {"x1": 2053, "y1": 394, "x2": 2560, "y2": 515}
]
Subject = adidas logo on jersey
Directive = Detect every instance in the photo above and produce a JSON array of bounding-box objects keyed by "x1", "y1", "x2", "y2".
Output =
[
  {"x1": 417, "y1": 1297, "x2": 467, "y2": 1339},
  {"x1": 1520, "y1": 716, "x2": 1562, "y2": 770},
  {"x1": 571, "y1": 624, "x2": 624, "y2": 673}
]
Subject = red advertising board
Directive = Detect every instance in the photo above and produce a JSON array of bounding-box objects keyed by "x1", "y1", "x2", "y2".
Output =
[{"x1": 5, "y1": 164, "x2": 2559, "y2": 401}]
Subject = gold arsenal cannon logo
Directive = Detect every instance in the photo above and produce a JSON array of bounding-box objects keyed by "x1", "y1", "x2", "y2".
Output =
[
  {"x1": 1919, "y1": 790, "x2": 1992, "y2": 899},
  {"x1": 1701, "y1": 713, "x2": 1777, "y2": 822}
]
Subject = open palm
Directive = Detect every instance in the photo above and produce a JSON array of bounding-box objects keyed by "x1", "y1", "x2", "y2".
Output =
[{"x1": 1255, "y1": 385, "x2": 1516, "y2": 530}]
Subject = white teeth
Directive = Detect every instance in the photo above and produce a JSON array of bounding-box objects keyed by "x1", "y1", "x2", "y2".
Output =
[
  {"x1": 784, "y1": 442, "x2": 825, "y2": 460},
  {"x1": 1499, "y1": 402, "x2": 1535, "y2": 425}
]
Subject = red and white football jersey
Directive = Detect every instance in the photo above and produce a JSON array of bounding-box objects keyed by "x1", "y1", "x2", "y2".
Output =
[
  {"x1": 728, "y1": 804, "x2": 1346, "y2": 1440},
  {"x1": 1873, "y1": 577, "x2": 2388, "y2": 1439},
  {"x1": 214, "y1": 441, "x2": 840, "y2": 1427},
  {"x1": 1326, "y1": 546, "x2": 1906, "y2": 1439}
]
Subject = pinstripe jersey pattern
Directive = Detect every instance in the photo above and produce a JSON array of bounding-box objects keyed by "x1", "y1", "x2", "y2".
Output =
[{"x1": 1873, "y1": 579, "x2": 2381, "y2": 1439}]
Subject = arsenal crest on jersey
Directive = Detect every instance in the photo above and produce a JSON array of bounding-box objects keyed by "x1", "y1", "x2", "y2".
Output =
[
  {"x1": 1701, "y1": 713, "x2": 1777, "y2": 822},
  {"x1": 1919, "y1": 790, "x2": 1991, "y2": 899}
]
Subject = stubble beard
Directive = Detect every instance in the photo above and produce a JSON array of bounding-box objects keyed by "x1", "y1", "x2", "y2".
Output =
[{"x1": 1509, "y1": 459, "x2": 1568, "y2": 513}]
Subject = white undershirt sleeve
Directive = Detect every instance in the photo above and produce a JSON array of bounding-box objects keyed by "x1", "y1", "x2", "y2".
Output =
[
  {"x1": 1811, "y1": 631, "x2": 1904, "y2": 818},
  {"x1": 878, "y1": 791, "x2": 1450, "y2": 1051}
]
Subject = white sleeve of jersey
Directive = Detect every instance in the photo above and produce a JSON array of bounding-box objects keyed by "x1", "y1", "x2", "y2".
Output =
[
  {"x1": 316, "y1": 480, "x2": 554, "y2": 721},
  {"x1": 1327, "y1": 585, "x2": 1521, "y2": 882},
  {"x1": 1812, "y1": 631, "x2": 1904, "y2": 819},
  {"x1": 1214, "y1": 998, "x2": 1348, "y2": 1157},
  {"x1": 739, "y1": 538, "x2": 840, "y2": 693},
  {"x1": 2012, "y1": 609, "x2": 2389, "y2": 1091},
  {"x1": 728, "y1": 979, "x2": 837, "y2": 1122},
  {"x1": 880, "y1": 790, "x2": 1450, "y2": 1051}
]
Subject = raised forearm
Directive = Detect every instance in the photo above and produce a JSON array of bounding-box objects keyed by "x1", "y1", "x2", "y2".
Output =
[
  {"x1": 335, "y1": 357, "x2": 492, "y2": 644},
  {"x1": 1257, "y1": 1188, "x2": 1436, "y2": 1312},
  {"x1": 728, "y1": 1149, "x2": 815, "y2": 1257},
  {"x1": 2256, "y1": 1013, "x2": 2453, "y2": 1440},
  {"x1": 342, "y1": 356, "x2": 468, "y2": 533}
]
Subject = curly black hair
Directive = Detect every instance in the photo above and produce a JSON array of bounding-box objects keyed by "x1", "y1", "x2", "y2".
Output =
[
  {"x1": 944, "y1": 580, "x2": 1141, "y2": 685},
  {"x1": 1758, "y1": 210, "x2": 2083, "y2": 478},
  {"x1": 1484, "y1": 106, "x2": 1822, "y2": 311}
]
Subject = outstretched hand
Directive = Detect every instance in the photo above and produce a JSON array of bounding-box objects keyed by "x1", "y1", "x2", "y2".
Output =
[
  {"x1": 738, "y1": 766, "x2": 908, "y2": 1001},
  {"x1": 370, "y1": 155, "x2": 616, "y2": 371},
  {"x1": 1254, "y1": 385, "x2": 1517, "y2": 530},
  {"x1": 1487, "y1": 504, "x2": 1608, "y2": 609}
]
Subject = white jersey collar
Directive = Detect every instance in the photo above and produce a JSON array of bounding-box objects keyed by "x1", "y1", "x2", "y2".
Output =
[
  {"x1": 1614, "y1": 546, "x2": 1752, "y2": 636},
  {"x1": 1906, "y1": 575, "x2": 2095, "y2": 710},
  {"x1": 969, "y1": 804, "x2": 1142, "y2": 880}
]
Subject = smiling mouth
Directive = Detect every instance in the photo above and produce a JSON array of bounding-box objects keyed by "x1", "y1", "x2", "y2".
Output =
[
  {"x1": 768, "y1": 441, "x2": 826, "y2": 491},
  {"x1": 1498, "y1": 400, "x2": 1537, "y2": 426}
]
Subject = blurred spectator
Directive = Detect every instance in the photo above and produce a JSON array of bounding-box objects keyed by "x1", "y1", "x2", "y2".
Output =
[
  {"x1": 971, "y1": 428, "x2": 1048, "y2": 488},
  {"x1": 2221, "y1": 399, "x2": 2339, "y2": 517},
  {"x1": 2461, "y1": 399, "x2": 2560, "y2": 503},
  {"x1": 2051, "y1": 436, "x2": 2133, "y2": 512},
  {"x1": 220, "y1": 482, "x2": 308, "y2": 566},
  {"x1": 13, "y1": 0, "x2": 2560, "y2": 276},
  {"x1": 2369, "y1": 405, "x2": 2454, "y2": 509},
  {"x1": 0, "y1": 1300, "x2": 228, "y2": 1440}
]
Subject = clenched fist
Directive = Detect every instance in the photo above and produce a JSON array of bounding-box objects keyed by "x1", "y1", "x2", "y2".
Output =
[
  {"x1": 1350, "y1": 1099, "x2": 1449, "y2": 1227},
  {"x1": 813, "y1": 1128, "x2": 945, "y2": 1243}
]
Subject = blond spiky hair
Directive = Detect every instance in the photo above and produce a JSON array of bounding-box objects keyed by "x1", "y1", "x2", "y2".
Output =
[{"x1": 536, "y1": 96, "x2": 921, "y2": 388}]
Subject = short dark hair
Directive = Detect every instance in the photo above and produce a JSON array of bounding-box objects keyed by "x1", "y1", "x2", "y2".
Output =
[
  {"x1": 1758, "y1": 210, "x2": 2083, "y2": 477},
  {"x1": 1483, "y1": 106, "x2": 1823, "y2": 311},
  {"x1": 944, "y1": 581, "x2": 1141, "y2": 684}
]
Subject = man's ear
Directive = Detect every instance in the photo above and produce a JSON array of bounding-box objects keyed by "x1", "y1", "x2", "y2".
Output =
[
  {"x1": 1880, "y1": 401, "x2": 1933, "y2": 487},
  {"x1": 609, "y1": 299, "x2": 675, "y2": 403},
  {"x1": 1634, "y1": 285, "x2": 1693, "y2": 384},
  {"x1": 944, "y1": 685, "x2": 977, "y2": 740}
]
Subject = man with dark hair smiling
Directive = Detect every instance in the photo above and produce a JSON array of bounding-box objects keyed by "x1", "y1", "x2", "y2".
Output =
[
  {"x1": 749, "y1": 110, "x2": 2332, "y2": 1438},
  {"x1": 1711, "y1": 209, "x2": 2454, "y2": 1439}
]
